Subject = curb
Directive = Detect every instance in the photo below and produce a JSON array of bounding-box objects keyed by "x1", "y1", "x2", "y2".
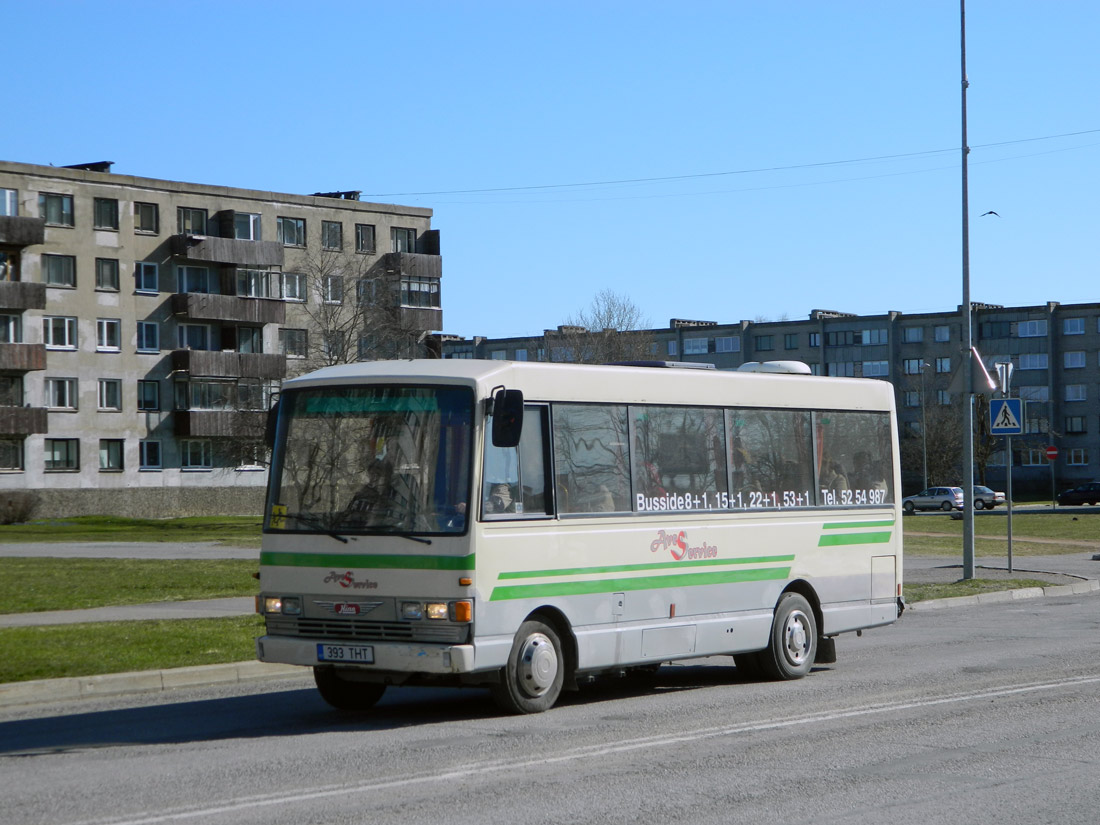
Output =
[
  {"x1": 908, "y1": 578, "x2": 1100, "y2": 611},
  {"x1": 0, "y1": 661, "x2": 306, "y2": 709}
]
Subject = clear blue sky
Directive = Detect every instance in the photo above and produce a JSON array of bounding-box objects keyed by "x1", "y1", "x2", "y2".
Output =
[{"x1": 7, "y1": 1, "x2": 1097, "y2": 339}]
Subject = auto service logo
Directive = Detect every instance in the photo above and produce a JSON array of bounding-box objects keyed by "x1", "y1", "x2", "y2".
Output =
[
  {"x1": 650, "y1": 529, "x2": 718, "y2": 561},
  {"x1": 323, "y1": 571, "x2": 379, "y2": 590}
]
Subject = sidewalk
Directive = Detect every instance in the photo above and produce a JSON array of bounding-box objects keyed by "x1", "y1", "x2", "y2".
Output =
[{"x1": 2, "y1": 544, "x2": 1098, "y2": 709}]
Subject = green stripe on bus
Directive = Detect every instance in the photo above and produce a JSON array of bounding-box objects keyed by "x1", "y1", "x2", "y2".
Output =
[
  {"x1": 260, "y1": 552, "x2": 475, "y2": 571},
  {"x1": 490, "y1": 566, "x2": 791, "y2": 601},
  {"x1": 817, "y1": 531, "x2": 893, "y2": 547},
  {"x1": 822, "y1": 520, "x2": 896, "y2": 529},
  {"x1": 498, "y1": 555, "x2": 796, "y2": 580}
]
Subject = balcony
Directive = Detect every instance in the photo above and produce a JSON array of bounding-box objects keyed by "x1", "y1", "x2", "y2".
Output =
[
  {"x1": 0, "y1": 343, "x2": 47, "y2": 372},
  {"x1": 0, "y1": 281, "x2": 47, "y2": 312},
  {"x1": 0, "y1": 406, "x2": 48, "y2": 436},
  {"x1": 170, "y1": 234, "x2": 284, "y2": 267},
  {"x1": 0, "y1": 215, "x2": 46, "y2": 248},
  {"x1": 174, "y1": 410, "x2": 266, "y2": 438},
  {"x1": 171, "y1": 350, "x2": 286, "y2": 380},
  {"x1": 171, "y1": 292, "x2": 285, "y2": 325},
  {"x1": 379, "y1": 251, "x2": 442, "y2": 280}
]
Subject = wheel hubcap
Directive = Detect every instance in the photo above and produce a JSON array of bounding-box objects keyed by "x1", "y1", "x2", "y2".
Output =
[
  {"x1": 784, "y1": 610, "x2": 811, "y2": 666},
  {"x1": 517, "y1": 632, "x2": 558, "y2": 697}
]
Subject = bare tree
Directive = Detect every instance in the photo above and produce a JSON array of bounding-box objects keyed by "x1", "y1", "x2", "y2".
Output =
[{"x1": 551, "y1": 290, "x2": 654, "y2": 364}]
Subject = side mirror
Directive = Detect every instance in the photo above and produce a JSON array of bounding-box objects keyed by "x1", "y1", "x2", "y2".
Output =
[
  {"x1": 264, "y1": 399, "x2": 281, "y2": 450},
  {"x1": 491, "y1": 389, "x2": 524, "y2": 448}
]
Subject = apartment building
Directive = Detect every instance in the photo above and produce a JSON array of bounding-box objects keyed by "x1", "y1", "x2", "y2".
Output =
[
  {"x1": 442, "y1": 302, "x2": 1100, "y2": 492},
  {"x1": 0, "y1": 160, "x2": 442, "y2": 517}
]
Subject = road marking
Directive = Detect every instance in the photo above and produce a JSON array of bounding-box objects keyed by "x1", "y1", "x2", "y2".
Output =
[{"x1": 74, "y1": 674, "x2": 1100, "y2": 825}]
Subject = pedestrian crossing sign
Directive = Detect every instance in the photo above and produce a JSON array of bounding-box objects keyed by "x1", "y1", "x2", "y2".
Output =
[{"x1": 990, "y1": 398, "x2": 1023, "y2": 435}]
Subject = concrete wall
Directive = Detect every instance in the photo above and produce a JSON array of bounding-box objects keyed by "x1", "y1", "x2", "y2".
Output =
[{"x1": 12, "y1": 486, "x2": 266, "y2": 519}]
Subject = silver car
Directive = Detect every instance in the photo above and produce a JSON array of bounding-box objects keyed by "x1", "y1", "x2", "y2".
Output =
[
  {"x1": 972, "y1": 485, "x2": 1006, "y2": 510},
  {"x1": 902, "y1": 486, "x2": 965, "y2": 513}
]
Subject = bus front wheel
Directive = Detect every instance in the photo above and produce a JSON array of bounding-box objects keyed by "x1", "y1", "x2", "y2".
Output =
[
  {"x1": 490, "y1": 619, "x2": 564, "y2": 714},
  {"x1": 313, "y1": 667, "x2": 386, "y2": 711},
  {"x1": 758, "y1": 593, "x2": 817, "y2": 680}
]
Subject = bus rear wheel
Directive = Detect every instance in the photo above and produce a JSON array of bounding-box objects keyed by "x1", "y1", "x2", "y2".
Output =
[
  {"x1": 758, "y1": 593, "x2": 817, "y2": 680},
  {"x1": 313, "y1": 667, "x2": 386, "y2": 711},
  {"x1": 490, "y1": 619, "x2": 564, "y2": 714}
]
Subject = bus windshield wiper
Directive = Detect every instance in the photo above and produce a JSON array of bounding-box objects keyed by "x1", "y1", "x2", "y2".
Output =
[{"x1": 287, "y1": 512, "x2": 352, "y2": 544}]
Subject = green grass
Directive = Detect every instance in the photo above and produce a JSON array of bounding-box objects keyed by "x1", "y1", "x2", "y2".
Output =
[
  {"x1": 0, "y1": 616, "x2": 264, "y2": 684},
  {"x1": 904, "y1": 578, "x2": 1053, "y2": 603},
  {"x1": 0, "y1": 558, "x2": 259, "y2": 614},
  {"x1": 904, "y1": 512, "x2": 1100, "y2": 556},
  {"x1": 0, "y1": 516, "x2": 263, "y2": 546}
]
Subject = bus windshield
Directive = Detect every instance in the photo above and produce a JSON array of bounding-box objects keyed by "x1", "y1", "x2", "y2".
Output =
[{"x1": 266, "y1": 385, "x2": 473, "y2": 536}]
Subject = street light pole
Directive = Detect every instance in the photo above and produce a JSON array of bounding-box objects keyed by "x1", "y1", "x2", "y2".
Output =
[
  {"x1": 960, "y1": 0, "x2": 976, "y2": 580},
  {"x1": 920, "y1": 362, "x2": 929, "y2": 490}
]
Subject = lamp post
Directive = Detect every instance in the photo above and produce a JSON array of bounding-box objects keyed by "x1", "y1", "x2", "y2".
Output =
[{"x1": 920, "y1": 362, "x2": 930, "y2": 490}]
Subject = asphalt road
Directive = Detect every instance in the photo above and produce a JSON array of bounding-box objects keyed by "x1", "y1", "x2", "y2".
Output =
[{"x1": 3, "y1": 590, "x2": 1100, "y2": 825}]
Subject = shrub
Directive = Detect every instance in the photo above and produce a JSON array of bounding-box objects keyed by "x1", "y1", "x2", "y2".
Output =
[{"x1": 0, "y1": 491, "x2": 40, "y2": 525}]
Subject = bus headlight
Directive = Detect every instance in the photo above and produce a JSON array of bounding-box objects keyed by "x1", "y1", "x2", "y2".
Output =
[
  {"x1": 401, "y1": 601, "x2": 423, "y2": 620},
  {"x1": 263, "y1": 596, "x2": 301, "y2": 615},
  {"x1": 264, "y1": 596, "x2": 284, "y2": 614},
  {"x1": 425, "y1": 602, "x2": 448, "y2": 620}
]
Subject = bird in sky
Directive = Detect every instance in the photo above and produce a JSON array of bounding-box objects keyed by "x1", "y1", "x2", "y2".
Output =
[{"x1": 980, "y1": 210, "x2": 1000, "y2": 217}]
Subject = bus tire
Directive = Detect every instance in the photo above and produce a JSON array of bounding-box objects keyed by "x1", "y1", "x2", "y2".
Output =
[
  {"x1": 313, "y1": 667, "x2": 386, "y2": 711},
  {"x1": 490, "y1": 619, "x2": 564, "y2": 714},
  {"x1": 758, "y1": 592, "x2": 817, "y2": 681}
]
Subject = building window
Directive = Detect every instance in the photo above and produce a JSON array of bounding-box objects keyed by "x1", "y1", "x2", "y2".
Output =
[
  {"x1": 323, "y1": 275, "x2": 344, "y2": 304},
  {"x1": 99, "y1": 439, "x2": 124, "y2": 471},
  {"x1": 391, "y1": 227, "x2": 416, "y2": 252},
  {"x1": 44, "y1": 438, "x2": 79, "y2": 471},
  {"x1": 1065, "y1": 384, "x2": 1086, "y2": 402},
  {"x1": 1066, "y1": 416, "x2": 1087, "y2": 434},
  {"x1": 0, "y1": 439, "x2": 23, "y2": 471},
  {"x1": 43, "y1": 316, "x2": 77, "y2": 349},
  {"x1": 95, "y1": 258, "x2": 120, "y2": 291},
  {"x1": 139, "y1": 440, "x2": 162, "y2": 470},
  {"x1": 490, "y1": 350, "x2": 507, "y2": 360},
  {"x1": 1018, "y1": 319, "x2": 1047, "y2": 337},
  {"x1": 902, "y1": 327, "x2": 923, "y2": 343},
  {"x1": 667, "y1": 340, "x2": 678, "y2": 357},
  {"x1": 1019, "y1": 353, "x2": 1049, "y2": 370},
  {"x1": 276, "y1": 216, "x2": 306, "y2": 247},
  {"x1": 1067, "y1": 448, "x2": 1088, "y2": 466},
  {"x1": 684, "y1": 338, "x2": 709, "y2": 355},
  {"x1": 43, "y1": 254, "x2": 76, "y2": 287},
  {"x1": 0, "y1": 249, "x2": 21, "y2": 281},
  {"x1": 178, "y1": 324, "x2": 211, "y2": 351},
  {"x1": 754, "y1": 335, "x2": 774, "y2": 351},
  {"x1": 825, "y1": 330, "x2": 854, "y2": 347},
  {"x1": 903, "y1": 359, "x2": 922, "y2": 375},
  {"x1": 1063, "y1": 318, "x2": 1085, "y2": 335},
  {"x1": 935, "y1": 357, "x2": 951, "y2": 373},
  {"x1": 935, "y1": 325, "x2": 951, "y2": 342},
  {"x1": 400, "y1": 276, "x2": 439, "y2": 308},
  {"x1": 859, "y1": 328, "x2": 888, "y2": 345},
  {"x1": 827, "y1": 362, "x2": 855, "y2": 377},
  {"x1": 234, "y1": 212, "x2": 261, "y2": 240},
  {"x1": 1024, "y1": 402, "x2": 1048, "y2": 434},
  {"x1": 178, "y1": 266, "x2": 209, "y2": 294},
  {"x1": 782, "y1": 333, "x2": 798, "y2": 350},
  {"x1": 46, "y1": 377, "x2": 78, "y2": 409},
  {"x1": 94, "y1": 198, "x2": 119, "y2": 230},
  {"x1": 237, "y1": 268, "x2": 276, "y2": 298},
  {"x1": 355, "y1": 223, "x2": 376, "y2": 253},
  {"x1": 937, "y1": 390, "x2": 952, "y2": 405},
  {"x1": 134, "y1": 202, "x2": 159, "y2": 234},
  {"x1": 282, "y1": 272, "x2": 305, "y2": 302},
  {"x1": 515, "y1": 349, "x2": 528, "y2": 361},
  {"x1": 136, "y1": 262, "x2": 159, "y2": 293},
  {"x1": 96, "y1": 318, "x2": 121, "y2": 352},
  {"x1": 321, "y1": 331, "x2": 346, "y2": 361},
  {"x1": 178, "y1": 207, "x2": 208, "y2": 235},
  {"x1": 39, "y1": 192, "x2": 74, "y2": 226},
  {"x1": 1064, "y1": 351, "x2": 1085, "y2": 369},
  {"x1": 237, "y1": 326, "x2": 263, "y2": 353},
  {"x1": 136, "y1": 321, "x2": 159, "y2": 352},
  {"x1": 1019, "y1": 385, "x2": 1049, "y2": 402},
  {"x1": 181, "y1": 440, "x2": 213, "y2": 470},
  {"x1": 862, "y1": 361, "x2": 889, "y2": 377},
  {"x1": 904, "y1": 391, "x2": 920, "y2": 407},
  {"x1": 98, "y1": 378, "x2": 122, "y2": 411},
  {"x1": 0, "y1": 314, "x2": 21, "y2": 343},
  {"x1": 715, "y1": 336, "x2": 741, "y2": 353},
  {"x1": 0, "y1": 188, "x2": 17, "y2": 216},
  {"x1": 808, "y1": 332, "x2": 821, "y2": 347},
  {"x1": 137, "y1": 380, "x2": 160, "y2": 411},
  {"x1": 1021, "y1": 449, "x2": 1049, "y2": 466},
  {"x1": 279, "y1": 329, "x2": 307, "y2": 359},
  {"x1": 321, "y1": 221, "x2": 343, "y2": 250}
]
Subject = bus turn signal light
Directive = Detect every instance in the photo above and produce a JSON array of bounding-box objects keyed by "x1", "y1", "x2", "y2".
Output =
[{"x1": 453, "y1": 601, "x2": 472, "y2": 623}]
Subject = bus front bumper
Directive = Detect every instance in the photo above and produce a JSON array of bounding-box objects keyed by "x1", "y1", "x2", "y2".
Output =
[{"x1": 256, "y1": 635, "x2": 477, "y2": 674}]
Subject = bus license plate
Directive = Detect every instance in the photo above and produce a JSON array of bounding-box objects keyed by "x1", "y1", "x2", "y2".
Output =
[{"x1": 316, "y1": 644, "x2": 374, "y2": 663}]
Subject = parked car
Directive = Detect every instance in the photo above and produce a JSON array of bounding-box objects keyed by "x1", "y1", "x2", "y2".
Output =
[
  {"x1": 902, "y1": 486, "x2": 965, "y2": 513},
  {"x1": 1056, "y1": 481, "x2": 1100, "y2": 506},
  {"x1": 972, "y1": 485, "x2": 1006, "y2": 510}
]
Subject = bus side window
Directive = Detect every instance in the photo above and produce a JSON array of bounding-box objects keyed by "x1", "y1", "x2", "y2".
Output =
[{"x1": 482, "y1": 406, "x2": 551, "y2": 519}]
